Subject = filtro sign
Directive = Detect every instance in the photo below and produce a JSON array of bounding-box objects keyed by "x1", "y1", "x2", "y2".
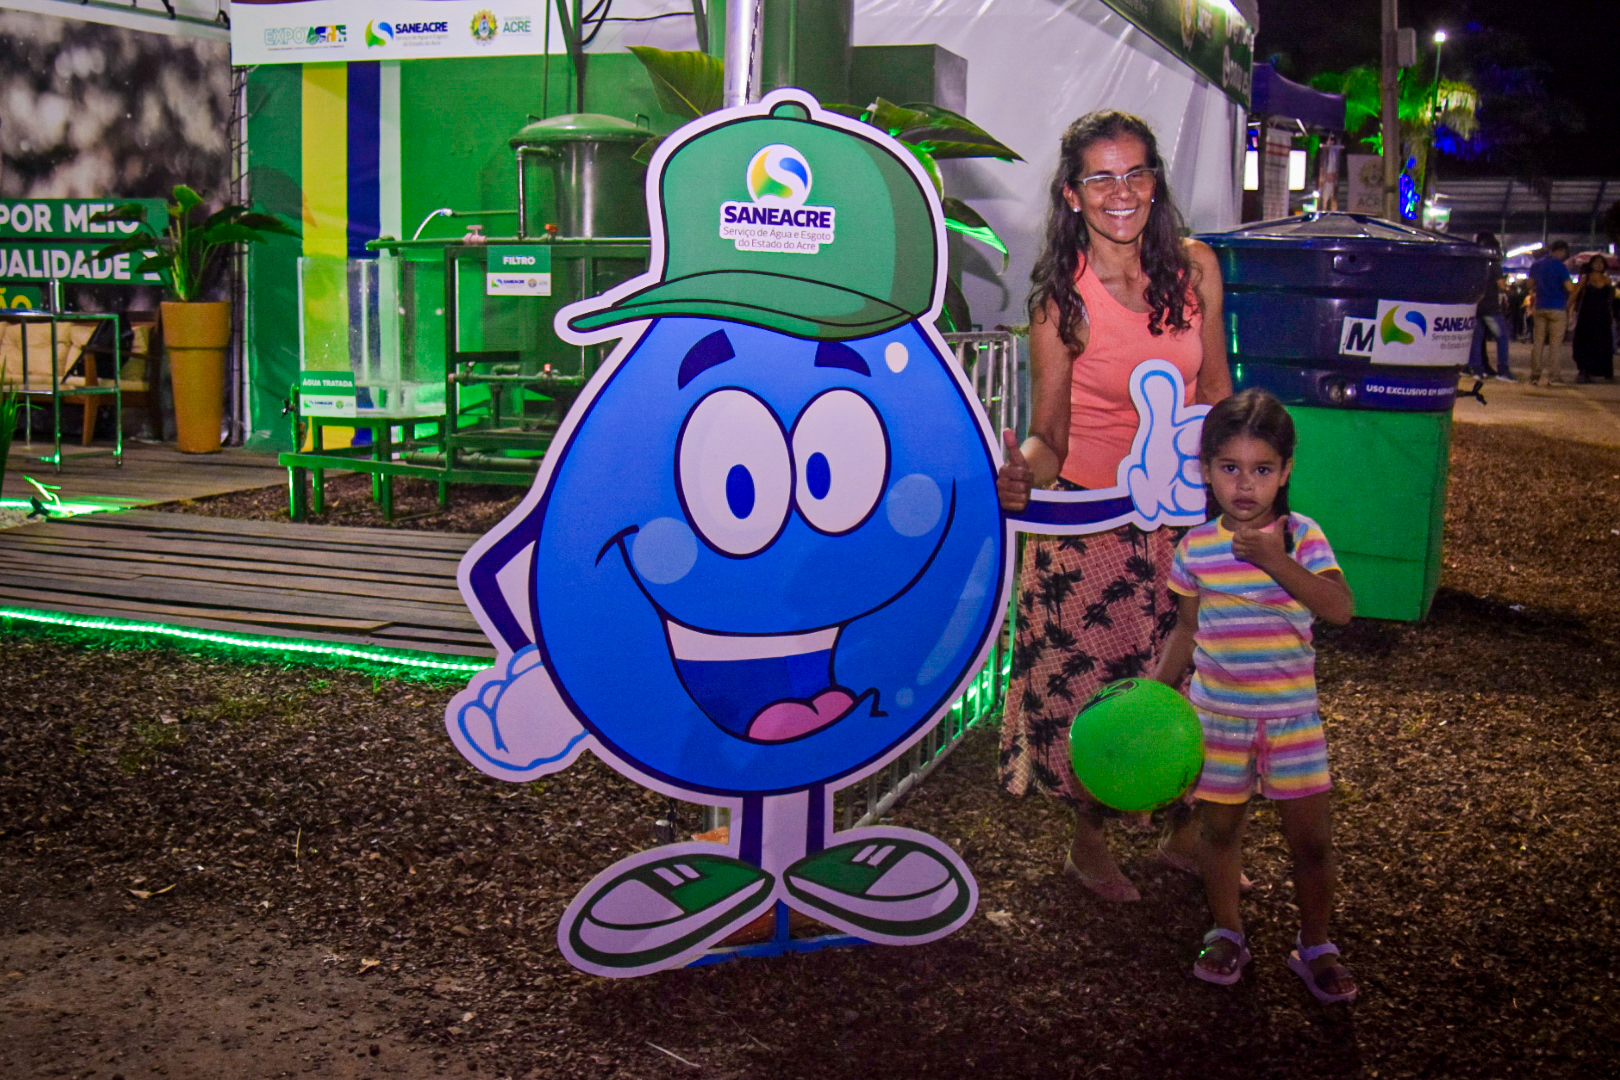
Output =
[
  {"x1": 719, "y1": 144, "x2": 836, "y2": 254},
  {"x1": 1340, "y1": 300, "x2": 1476, "y2": 366},
  {"x1": 485, "y1": 245, "x2": 552, "y2": 296}
]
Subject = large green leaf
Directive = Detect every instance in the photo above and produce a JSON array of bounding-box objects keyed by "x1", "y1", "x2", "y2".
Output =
[
  {"x1": 868, "y1": 98, "x2": 1022, "y2": 161},
  {"x1": 820, "y1": 103, "x2": 870, "y2": 121},
  {"x1": 936, "y1": 277, "x2": 972, "y2": 337},
  {"x1": 627, "y1": 46, "x2": 724, "y2": 119},
  {"x1": 134, "y1": 254, "x2": 174, "y2": 275},
  {"x1": 93, "y1": 237, "x2": 167, "y2": 261},
  {"x1": 203, "y1": 222, "x2": 264, "y2": 246},
  {"x1": 87, "y1": 203, "x2": 150, "y2": 225},
  {"x1": 172, "y1": 185, "x2": 204, "y2": 214},
  {"x1": 631, "y1": 136, "x2": 666, "y2": 166},
  {"x1": 905, "y1": 143, "x2": 943, "y2": 198},
  {"x1": 235, "y1": 211, "x2": 300, "y2": 238},
  {"x1": 943, "y1": 197, "x2": 1009, "y2": 269}
]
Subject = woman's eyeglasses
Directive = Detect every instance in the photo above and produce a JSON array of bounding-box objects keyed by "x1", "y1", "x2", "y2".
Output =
[{"x1": 1076, "y1": 167, "x2": 1158, "y2": 195}]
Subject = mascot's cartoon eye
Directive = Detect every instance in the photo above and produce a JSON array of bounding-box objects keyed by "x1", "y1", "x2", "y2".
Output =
[
  {"x1": 677, "y1": 389, "x2": 793, "y2": 557},
  {"x1": 791, "y1": 389, "x2": 889, "y2": 535}
]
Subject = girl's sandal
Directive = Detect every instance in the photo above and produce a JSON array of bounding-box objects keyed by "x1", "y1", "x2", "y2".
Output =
[
  {"x1": 1192, "y1": 927, "x2": 1251, "y2": 986},
  {"x1": 1286, "y1": 934, "x2": 1358, "y2": 1004}
]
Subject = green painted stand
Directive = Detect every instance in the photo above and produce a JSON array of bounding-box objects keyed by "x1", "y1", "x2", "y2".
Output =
[{"x1": 1287, "y1": 406, "x2": 1453, "y2": 622}]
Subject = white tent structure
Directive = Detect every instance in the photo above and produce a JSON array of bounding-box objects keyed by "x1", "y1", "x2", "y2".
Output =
[{"x1": 856, "y1": 0, "x2": 1248, "y2": 331}]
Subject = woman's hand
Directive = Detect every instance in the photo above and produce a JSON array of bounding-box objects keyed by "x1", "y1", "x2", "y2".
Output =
[{"x1": 998, "y1": 429, "x2": 1034, "y2": 512}]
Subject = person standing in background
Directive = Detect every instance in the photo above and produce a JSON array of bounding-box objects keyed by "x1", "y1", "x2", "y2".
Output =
[
  {"x1": 1570, "y1": 255, "x2": 1616, "y2": 383},
  {"x1": 1527, "y1": 240, "x2": 1574, "y2": 386},
  {"x1": 1468, "y1": 233, "x2": 1512, "y2": 380}
]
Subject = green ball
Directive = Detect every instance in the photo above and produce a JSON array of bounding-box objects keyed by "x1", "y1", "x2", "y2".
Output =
[{"x1": 1068, "y1": 678, "x2": 1205, "y2": 813}]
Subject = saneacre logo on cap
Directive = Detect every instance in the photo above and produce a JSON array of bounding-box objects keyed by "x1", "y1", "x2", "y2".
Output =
[{"x1": 719, "y1": 144, "x2": 836, "y2": 254}]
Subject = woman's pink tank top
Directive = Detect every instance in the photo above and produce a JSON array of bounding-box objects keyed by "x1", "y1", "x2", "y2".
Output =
[{"x1": 1061, "y1": 259, "x2": 1204, "y2": 490}]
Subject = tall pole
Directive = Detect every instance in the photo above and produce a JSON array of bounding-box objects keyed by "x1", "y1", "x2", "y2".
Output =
[
  {"x1": 724, "y1": 0, "x2": 761, "y2": 107},
  {"x1": 1381, "y1": 0, "x2": 1400, "y2": 220},
  {"x1": 1424, "y1": 31, "x2": 1447, "y2": 207}
]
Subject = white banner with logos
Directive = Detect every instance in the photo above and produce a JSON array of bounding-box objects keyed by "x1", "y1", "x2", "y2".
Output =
[
  {"x1": 230, "y1": 0, "x2": 555, "y2": 65},
  {"x1": 1339, "y1": 300, "x2": 1476, "y2": 367}
]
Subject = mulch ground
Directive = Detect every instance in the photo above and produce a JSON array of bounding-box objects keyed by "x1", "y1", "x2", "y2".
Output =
[{"x1": 2, "y1": 422, "x2": 1618, "y2": 1079}]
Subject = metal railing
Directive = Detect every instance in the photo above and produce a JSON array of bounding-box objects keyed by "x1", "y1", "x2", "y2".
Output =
[{"x1": 692, "y1": 331, "x2": 1026, "y2": 837}]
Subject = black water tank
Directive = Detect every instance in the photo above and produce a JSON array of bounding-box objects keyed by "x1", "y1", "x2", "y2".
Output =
[{"x1": 1198, "y1": 213, "x2": 1496, "y2": 410}]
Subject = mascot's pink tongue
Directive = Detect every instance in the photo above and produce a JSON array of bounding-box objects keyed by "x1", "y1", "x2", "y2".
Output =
[{"x1": 747, "y1": 689, "x2": 856, "y2": 742}]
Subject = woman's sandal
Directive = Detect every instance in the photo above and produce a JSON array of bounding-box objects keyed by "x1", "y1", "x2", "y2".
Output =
[
  {"x1": 1193, "y1": 927, "x2": 1251, "y2": 985},
  {"x1": 1286, "y1": 933, "x2": 1358, "y2": 1004},
  {"x1": 1062, "y1": 852, "x2": 1141, "y2": 903}
]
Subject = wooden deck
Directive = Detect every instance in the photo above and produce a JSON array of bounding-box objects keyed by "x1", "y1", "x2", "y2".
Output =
[
  {"x1": 1, "y1": 442, "x2": 291, "y2": 507},
  {"x1": 0, "y1": 509, "x2": 491, "y2": 659}
]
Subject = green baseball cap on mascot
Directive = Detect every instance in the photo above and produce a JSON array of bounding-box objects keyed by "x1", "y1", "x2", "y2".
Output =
[{"x1": 568, "y1": 95, "x2": 939, "y2": 341}]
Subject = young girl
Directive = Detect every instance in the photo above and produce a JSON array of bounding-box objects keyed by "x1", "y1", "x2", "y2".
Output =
[{"x1": 1151, "y1": 388, "x2": 1358, "y2": 1003}]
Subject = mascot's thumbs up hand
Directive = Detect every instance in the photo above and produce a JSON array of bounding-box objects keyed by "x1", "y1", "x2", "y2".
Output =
[
  {"x1": 1122, "y1": 361, "x2": 1209, "y2": 528},
  {"x1": 446, "y1": 647, "x2": 590, "y2": 782}
]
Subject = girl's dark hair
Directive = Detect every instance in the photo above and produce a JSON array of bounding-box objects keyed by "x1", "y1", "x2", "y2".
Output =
[
  {"x1": 1200, "y1": 388, "x2": 1298, "y2": 542},
  {"x1": 1585, "y1": 254, "x2": 1609, "y2": 273},
  {"x1": 1028, "y1": 110, "x2": 1194, "y2": 352}
]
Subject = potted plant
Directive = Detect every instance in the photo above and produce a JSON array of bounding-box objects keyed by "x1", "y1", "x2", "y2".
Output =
[{"x1": 92, "y1": 187, "x2": 298, "y2": 453}]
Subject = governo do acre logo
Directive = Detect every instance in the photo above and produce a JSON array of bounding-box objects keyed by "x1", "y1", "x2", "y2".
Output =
[
  {"x1": 470, "y1": 10, "x2": 499, "y2": 44},
  {"x1": 719, "y1": 144, "x2": 835, "y2": 255}
]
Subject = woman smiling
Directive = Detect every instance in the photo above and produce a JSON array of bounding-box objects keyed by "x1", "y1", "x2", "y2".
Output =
[{"x1": 997, "y1": 111, "x2": 1232, "y2": 901}]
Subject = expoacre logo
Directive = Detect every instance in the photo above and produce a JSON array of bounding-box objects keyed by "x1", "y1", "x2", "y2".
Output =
[
  {"x1": 263, "y1": 25, "x2": 347, "y2": 49},
  {"x1": 719, "y1": 144, "x2": 835, "y2": 254}
]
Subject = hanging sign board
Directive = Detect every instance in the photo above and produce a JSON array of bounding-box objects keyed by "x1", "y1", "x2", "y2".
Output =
[
  {"x1": 0, "y1": 285, "x2": 44, "y2": 309},
  {"x1": 0, "y1": 243, "x2": 162, "y2": 285},
  {"x1": 441, "y1": 89, "x2": 1214, "y2": 980},
  {"x1": 1098, "y1": 0, "x2": 1255, "y2": 106},
  {"x1": 299, "y1": 370, "x2": 359, "y2": 416},
  {"x1": 0, "y1": 198, "x2": 168, "y2": 241},
  {"x1": 230, "y1": 0, "x2": 555, "y2": 65},
  {"x1": 486, "y1": 245, "x2": 552, "y2": 296}
]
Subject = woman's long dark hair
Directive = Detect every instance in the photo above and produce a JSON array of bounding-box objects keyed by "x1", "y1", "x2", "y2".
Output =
[
  {"x1": 1199, "y1": 388, "x2": 1298, "y2": 548},
  {"x1": 1028, "y1": 110, "x2": 1194, "y2": 352}
]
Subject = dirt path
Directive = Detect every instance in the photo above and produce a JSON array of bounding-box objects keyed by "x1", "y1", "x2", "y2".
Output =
[{"x1": 3, "y1": 423, "x2": 1618, "y2": 1079}]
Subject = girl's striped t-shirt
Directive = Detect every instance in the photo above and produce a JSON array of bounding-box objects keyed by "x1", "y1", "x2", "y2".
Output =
[{"x1": 1167, "y1": 512, "x2": 1340, "y2": 719}]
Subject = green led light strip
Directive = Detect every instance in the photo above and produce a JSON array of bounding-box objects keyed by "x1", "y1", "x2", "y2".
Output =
[
  {"x1": 0, "y1": 606, "x2": 489, "y2": 677},
  {"x1": 0, "y1": 498, "x2": 117, "y2": 517}
]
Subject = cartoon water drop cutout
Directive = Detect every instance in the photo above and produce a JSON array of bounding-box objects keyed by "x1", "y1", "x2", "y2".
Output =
[{"x1": 446, "y1": 91, "x2": 1211, "y2": 978}]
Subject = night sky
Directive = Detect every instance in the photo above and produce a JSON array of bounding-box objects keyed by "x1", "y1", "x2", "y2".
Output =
[{"x1": 1257, "y1": 1, "x2": 1620, "y2": 178}]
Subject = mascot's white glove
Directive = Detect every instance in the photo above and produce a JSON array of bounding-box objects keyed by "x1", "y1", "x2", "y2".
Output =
[
  {"x1": 1121, "y1": 361, "x2": 1209, "y2": 528},
  {"x1": 446, "y1": 647, "x2": 591, "y2": 782}
]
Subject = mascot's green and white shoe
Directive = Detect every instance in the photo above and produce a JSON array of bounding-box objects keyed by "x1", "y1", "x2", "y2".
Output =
[
  {"x1": 561, "y1": 849, "x2": 775, "y2": 976},
  {"x1": 783, "y1": 829, "x2": 976, "y2": 944}
]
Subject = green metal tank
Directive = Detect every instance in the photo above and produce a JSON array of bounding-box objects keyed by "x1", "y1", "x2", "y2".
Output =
[
  {"x1": 510, "y1": 112, "x2": 650, "y2": 240},
  {"x1": 760, "y1": 0, "x2": 855, "y2": 105}
]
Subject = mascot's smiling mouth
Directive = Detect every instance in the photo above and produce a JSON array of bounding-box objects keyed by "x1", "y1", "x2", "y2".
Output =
[
  {"x1": 664, "y1": 622, "x2": 866, "y2": 742},
  {"x1": 598, "y1": 484, "x2": 958, "y2": 744}
]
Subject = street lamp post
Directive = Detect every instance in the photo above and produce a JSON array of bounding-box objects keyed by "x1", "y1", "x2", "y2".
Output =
[{"x1": 1425, "y1": 30, "x2": 1447, "y2": 206}]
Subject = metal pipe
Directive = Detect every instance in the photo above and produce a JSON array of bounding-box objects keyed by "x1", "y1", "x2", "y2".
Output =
[
  {"x1": 1381, "y1": 0, "x2": 1400, "y2": 220},
  {"x1": 723, "y1": 0, "x2": 760, "y2": 106}
]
